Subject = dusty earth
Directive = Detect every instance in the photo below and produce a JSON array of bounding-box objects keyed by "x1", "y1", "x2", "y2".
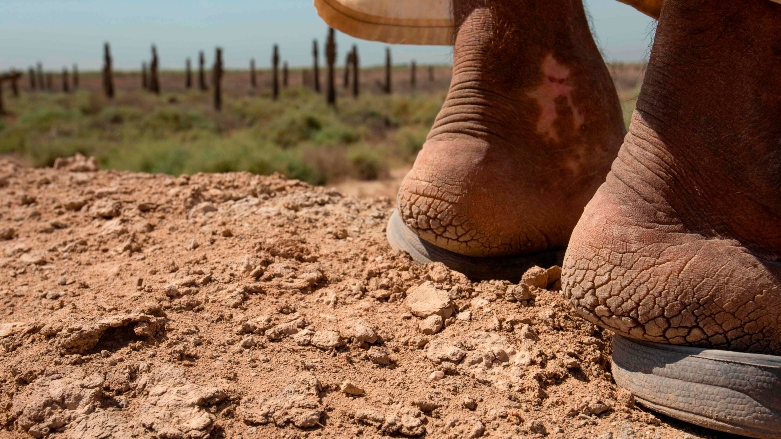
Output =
[{"x1": 0, "y1": 155, "x2": 732, "y2": 439}]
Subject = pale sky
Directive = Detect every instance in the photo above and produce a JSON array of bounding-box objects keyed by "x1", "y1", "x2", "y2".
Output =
[{"x1": 0, "y1": 0, "x2": 656, "y2": 71}]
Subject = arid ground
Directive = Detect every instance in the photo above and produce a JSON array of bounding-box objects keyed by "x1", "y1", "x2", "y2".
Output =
[{"x1": 0, "y1": 155, "x2": 736, "y2": 438}]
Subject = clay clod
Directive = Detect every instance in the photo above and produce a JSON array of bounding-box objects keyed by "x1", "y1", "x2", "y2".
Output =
[{"x1": 405, "y1": 281, "x2": 454, "y2": 319}]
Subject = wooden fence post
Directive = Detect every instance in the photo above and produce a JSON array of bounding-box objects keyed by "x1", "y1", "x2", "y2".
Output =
[
  {"x1": 343, "y1": 52, "x2": 351, "y2": 88},
  {"x1": 213, "y1": 47, "x2": 223, "y2": 111},
  {"x1": 10, "y1": 70, "x2": 19, "y2": 97},
  {"x1": 73, "y1": 64, "x2": 79, "y2": 90},
  {"x1": 411, "y1": 60, "x2": 416, "y2": 91},
  {"x1": 272, "y1": 45, "x2": 280, "y2": 100},
  {"x1": 28, "y1": 67, "x2": 36, "y2": 90},
  {"x1": 142, "y1": 62, "x2": 148, "y2": 90},
  {"x1": 149, "y1": 45, "x2": 160, "y2": 95},
  {"x1": 185, "y1": 58, "x2": 192, "y2": 89},
  {"x1": 8, "y1": 69, "x2": 22, "y2": 98},
  {"x1": 62, "y1": 68, "x2": 69, "y2": 93},
  {"x1": 250, "y1": 58, "x2": 256, "y2": 88},
  {"x1": 283, "y1": 61, "x2": 289, "y2": 88},
  {"x1": 47, "y1": 73, "x2": 53, "y2": 91},
  {"x1": 384, "y1": 47, "x2": 392, "y2": 94},
  {"x1": 325, "y1": 28, "x2": 336, "y2": 106},
  {"x1": 313, "y1": 39, "x2": 320, "y2": 93},
  {"x1": 37, "y1": 63, "x2": 44, "y2": 92},
  {"x1": 429, "y1": 66, "x2": 434, "y2": 82},
  {"x1": 199, "y1": 51, "x2": 208, "y2": 91},
  {"x1": 103, "y1": 43, "x2": 114, "y2": 99},
  {"x1": 352, "y1": 45, "x2": 359, "y2": 98}
]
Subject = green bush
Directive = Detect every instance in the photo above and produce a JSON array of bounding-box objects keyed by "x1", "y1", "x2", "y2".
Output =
[
  {"x1": 268, "y1": 111, "x2": 323, "y2": 148},
  {"x1": 141, "y1": 108, "x2": 214, "y2": 134},
  {"x1": 19, "y1": 107, "x2": 75, "y2": 130},
  {"x1": 347, "y1": 145, "x2": 388, "y2": 181}
]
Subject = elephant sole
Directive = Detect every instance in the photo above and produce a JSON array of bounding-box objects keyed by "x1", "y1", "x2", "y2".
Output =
[
  {"x1": 386, "y1": 209, "x2": 564, "y2": 282},
  {"x1": 611, "y1": 335, "x2": 781, "y2": 439}
]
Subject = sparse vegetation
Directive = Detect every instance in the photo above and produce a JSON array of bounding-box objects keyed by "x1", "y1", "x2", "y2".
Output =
[{"x1": 0, "y1": 82, "x2": 441, "y2": 185}]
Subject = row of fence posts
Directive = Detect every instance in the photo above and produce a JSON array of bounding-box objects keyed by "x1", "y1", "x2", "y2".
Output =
[
  {"x1": 0, "y1": 63, "x2": 79, "y2": 114},
  {"x1": 2, "y1": 28, "x2": 436, "y2": 114}
]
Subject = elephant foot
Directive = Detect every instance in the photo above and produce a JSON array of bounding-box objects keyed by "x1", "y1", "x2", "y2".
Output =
[
  {"x1": 562, "y1": 0, "x2": 781, "y2": 435},
  {"x1": 391, "y1": 0, "x2": 625, "y2": 276}
]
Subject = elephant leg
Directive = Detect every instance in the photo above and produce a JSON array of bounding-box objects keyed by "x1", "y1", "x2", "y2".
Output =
[
  {"x1": 562, "y1": 0, "x2": 781, "y2": 436},
  {"x1": 388, "y1": 0, "x2": 626, "y2": 281}
]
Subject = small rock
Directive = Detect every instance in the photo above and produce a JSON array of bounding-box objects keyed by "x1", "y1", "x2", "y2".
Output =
[
  {"x1": 521, "y1": 266, "x2": 548, "y2": 288},
  {"x1": 366, "y1": 346, "x2": 392, "y2": 365},
  {"x1": 563, "y1": 355, "x2": 580, "y2": 370},
  {"x1": 64, "y1": 199, "x2": 88, "y2": 211},
  {"x1": 50, "y1": 220, "x2": 68, "y2": 229},
  {"x1": 221, "y1": 229, "x2": 233, "y2": 237},
  {"x1": 20, "y1": 252, "x2": 46, "y2": 265},
  {"x1": 292, "y1": 328, "x2": 313, "y2": 346},
  {"x1": 0, "y1": 228, "x2": 15, "y2": 240},
  {"x1": 265, "y1": 319, "x2": 304, "y2": 341},
  {"x1": 19, "y1": 194, "x2": 36, "y2": 205},
  {"x1": 462, "y1": 397, "x2": 477, "y2": 410},
  {"x1": 311, "y1": 329, "x2": 344, "y2": 350},
  {"x1": 237, "y1": 316, "x2": 272, "y2": 335},
  {"x1": 239, "y1": 373, "x2": 323, "y2": 428},
  {"x1": 409, "y1": 336, "x2": 429, "y2": 348},
  {"x1": 191, "y1": 202, "x2": 218, "y2": 215},
  {"x1": 333, "y1": 228, "x2": 348, "y2": 239},
  {"x1": 428, "y1": 371, "x2": 445, "y2": 382},
  {"x1": 341, "y1": 320, "x2": 378, "y2": 344},
  {"x1": 137, "y1": 202, "x2": 156, "y2": 212},
  {"x1": 468, "y1": 420, "x2": 485, "y2": 438},
  {"x1": 0, "y1": 322, "x2": 27, "y2": 338},
  {"x1": 91, "y1": 200, "x2": 121, "y2": 219},
  {"x1": 240, "y1": 336, "x2": 256, "y2": 349},
  {"x1": 411, "y1": 398, "x2": 440, "y2": 412},
  {"x1": 405, "y1": 281, "x2": 454, "y2": 318},
  {"x1": 44, "y1": 290, "x2": 65, "y2": 300},
  {"x1": 528, "y1": 420, "x2": 547, "y2": 435},
  {"x1": 355, "y1": 409, "x2": 385, "y2": 426},
  {"x1": 53, "y1": 153, "x2": 99, "y2": 172},
  {"x1": 340, "y1": 381, "x2": 365, "y2": 396},
  {"x1": 586, "y1": 398, "x2": 611, "y2": 416},
  {"x1": 164, "y1": 284, "x2": 180, "y2": 298},
  {"x1": 506, "y1": 284, "x2": 534, "y2": 302},
  {"x1": 470, "y1": 297, "x2": 490, "y2": 309},
  {"x1": 455, "y1": 311, "x2": 471, "y2": 322},
  {"x1": 419, "y1": 315, "x2": 443, "y2": 335},
  {"x1": 186, "y1": 239, "x2": 200, "y2": 250},
  {"x1": 426, "y1": 340, "x2": 465, "y2": 364}
]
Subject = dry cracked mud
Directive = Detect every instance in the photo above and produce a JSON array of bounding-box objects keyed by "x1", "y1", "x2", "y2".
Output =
[{"x1": 0, "y1": 156, "x2": 729, "y2": 438}]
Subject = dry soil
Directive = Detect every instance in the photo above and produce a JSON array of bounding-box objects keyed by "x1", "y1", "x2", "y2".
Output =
[{"x1": 0, "y1": 156, "x2": 730, "y2": 439}]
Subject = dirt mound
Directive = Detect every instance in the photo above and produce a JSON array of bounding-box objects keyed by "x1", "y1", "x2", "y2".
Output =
[{"x1": 0, "y1": 158, "x2": 719, "y2": 438}]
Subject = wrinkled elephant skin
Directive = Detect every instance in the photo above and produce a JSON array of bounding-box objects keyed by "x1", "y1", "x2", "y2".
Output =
[{"x1": 397, "y1": 0, "x2": 625, "y2": 258}]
